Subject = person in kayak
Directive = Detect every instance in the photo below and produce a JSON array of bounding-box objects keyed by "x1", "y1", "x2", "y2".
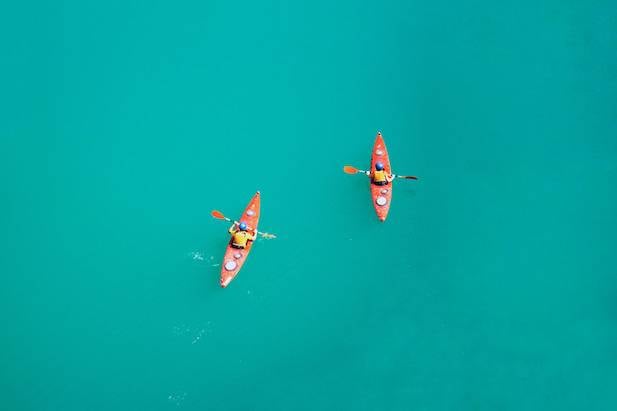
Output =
[
  {"x1": 228, "y1": 221, "x2": 257, "y2": 249},
  {"x1": 367, "y1": 161, "x2": 395, "y2": 186}
]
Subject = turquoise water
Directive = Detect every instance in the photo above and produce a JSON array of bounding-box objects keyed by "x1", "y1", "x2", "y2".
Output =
[{"x1": 2, "y1": 1, "x2": 617, "y2": 410}]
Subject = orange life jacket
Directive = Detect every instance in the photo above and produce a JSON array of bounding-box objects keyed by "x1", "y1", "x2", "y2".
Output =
[
  {"x1": 232, "y1": 231, "x2": 251, "y2": 248},
  {"x1": 373, "y1": 169, "x2": 387, "y2": 183}
]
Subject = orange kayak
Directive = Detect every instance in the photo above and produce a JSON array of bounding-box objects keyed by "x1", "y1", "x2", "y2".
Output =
[
  {"x1": 220, "y1": 191, "x2": 260, "y2": 288},
  {"x1": 370, "y1": 132, "x2": 392, "y2": 221}
]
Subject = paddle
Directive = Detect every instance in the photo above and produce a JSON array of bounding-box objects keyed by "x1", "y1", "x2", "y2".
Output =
[
  {"x1": 343, "y1": 165, "x2": 419, "y2": 180},
  {"x1": 343, "y1": 165, "x2": 368, "y2": 175},
  {"x1": 211, "y1": 210, "x2": 277, "y2": 239}
]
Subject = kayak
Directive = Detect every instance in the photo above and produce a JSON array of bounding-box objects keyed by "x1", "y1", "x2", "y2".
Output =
[
  {"x1": 220, "y1": 191, "x2": 261, "y2": 288},
  {"x1": 370, "y1": 132, "x2": 392, "y2": 221}
]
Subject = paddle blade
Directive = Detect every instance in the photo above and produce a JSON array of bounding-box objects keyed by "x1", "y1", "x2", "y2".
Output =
[
  {"x1": 211, "y1": 210, "x2": 225, "y2": 219},
  {"x1": 343, "y1": 165, "x2": 359, "y2": 174},
  {"x1": 404, "y1": 176, "x2": 419, "y2": 180}
]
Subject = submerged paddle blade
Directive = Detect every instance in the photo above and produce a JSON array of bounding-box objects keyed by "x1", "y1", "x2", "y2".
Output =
[
  {"x1": 211, "y1": 210, "x2": 225, "y2": 219},
  {"x1": 343, "y1": 165, "x2": 359, "y2": 174},
  {"x1": 403, "y1": 175, "x2": 419, "y2": 180}
]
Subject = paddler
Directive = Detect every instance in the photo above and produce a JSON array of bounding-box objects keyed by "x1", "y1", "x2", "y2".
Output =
[
  {"x1": 228, "y1": 221, "x2": 257, "y2": 249},
  {"x1": 366, "y1": 161, "x2": 394, "y2": 186}
]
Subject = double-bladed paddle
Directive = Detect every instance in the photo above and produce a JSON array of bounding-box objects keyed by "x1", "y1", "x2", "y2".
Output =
[
  {"x1": 211, "y1": 210, "x2": 277, "y2": 239},
  {"x1": 343, "y1": 165, "x2": 418, "y2": 180}
]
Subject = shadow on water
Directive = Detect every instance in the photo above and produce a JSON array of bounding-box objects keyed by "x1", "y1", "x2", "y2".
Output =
[
  {"x1": 201, "y1": 265, "x2": 223, "y2": 297},
  {"x1": 401, "y1": 187, "x2": 418, "y2": 198}
]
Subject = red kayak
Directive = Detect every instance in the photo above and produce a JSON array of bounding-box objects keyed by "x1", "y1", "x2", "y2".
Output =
[
  {"x1": 370, "y1": 132, "x2": 392, "y2": 221},
  {"x1": 220, "y1": 191, "x2": 260, "y2": 288}
]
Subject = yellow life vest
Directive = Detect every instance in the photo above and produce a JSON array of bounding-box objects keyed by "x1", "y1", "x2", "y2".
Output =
[
  {"x1": 232, "y1": 231, "x2": 250, "y2": 247},
  {"x1": 373, "y1": 169, "x2": 387, "y2": 183}
]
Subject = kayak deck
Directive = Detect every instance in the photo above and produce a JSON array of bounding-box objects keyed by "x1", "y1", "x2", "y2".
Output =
[
  {"x1": 370, "y1": 132, "x2": 392, "y2": 221},
  {"x1": 220, "y1": 191, "x2": 261, "y2": 288}
]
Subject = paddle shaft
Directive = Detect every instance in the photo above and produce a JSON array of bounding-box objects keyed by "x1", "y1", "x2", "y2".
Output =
[
  {"x1": 219, "y1": 216, "x2": 272, "y2": 237},
  {"x1": 352, "y1": 168, "x2": 416, "y2": 180}
]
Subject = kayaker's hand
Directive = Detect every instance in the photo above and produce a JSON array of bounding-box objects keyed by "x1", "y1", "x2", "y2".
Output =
[{"x1": 364, "y1": 171, "x2": 370, "y2": 176}]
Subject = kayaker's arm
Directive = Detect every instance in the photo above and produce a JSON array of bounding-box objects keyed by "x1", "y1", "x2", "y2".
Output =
[
  {"x1": 386, "y1": 173, "x2": 395, "y2": 182},
  {"x1": 249, "y1": 230, "x2": 258, "y2": 241},
  {"x1": 228, "y1": 224, "x2": 238, "y2": 234}
]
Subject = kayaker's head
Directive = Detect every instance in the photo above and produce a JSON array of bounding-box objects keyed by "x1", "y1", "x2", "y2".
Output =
[
  {"x1": 375, "y1": 162, "x2": 385, "y2": 171},
  {"x1": 238, "y1": 221, "x2": 248, "y2": 231}
]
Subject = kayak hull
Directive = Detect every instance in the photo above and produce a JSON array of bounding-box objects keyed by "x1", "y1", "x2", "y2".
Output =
[
  {"x1": 370, "y1": 132, "x2": 392, "y2": 221},
  {"x1": 220, "y1": 191, "x2": 261, "y2": 288}
]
